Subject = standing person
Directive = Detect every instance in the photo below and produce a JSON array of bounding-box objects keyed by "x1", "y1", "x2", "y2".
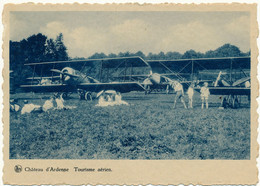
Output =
[
  {"x1": 200, "y1": 82, "x2": 210, "y2": 109},
  {"x1": 187, "y1": 83, "x2": 194, "y2": 108},
  {"x1": 171, "y1": 81, "x2": 187, "y2": 109}
]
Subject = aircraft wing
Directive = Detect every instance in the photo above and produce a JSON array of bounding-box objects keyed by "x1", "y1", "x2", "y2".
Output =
[
  {"x1": 148, "y1": 56, "x2": 250, "y2": 73},
  {"x1": 21, "y1": 82, "x2": 146, "y2": 93},
  {"x1": 77, "y1": 82, "x2": 146, "y2": 93},
  {"x1": 26, "y1": 76, "x2": 60, "y2": 80},
  {"x1": 20, "y1": 84, "x2": 77, "y2": 93},
  {"x1": 194, "y1": 87, "x2": 250, "y2": 95}
]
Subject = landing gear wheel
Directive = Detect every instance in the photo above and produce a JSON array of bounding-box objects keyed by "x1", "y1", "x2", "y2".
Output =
[
  {"x1": 78, "y1": 93, "x2": 84, "y2": 100},
  {"x1": 85, "y1": 92, "x2": 92, "y2": 101},
  {"x1": 145, "y1": 85, "x2": 151, "y2": 95},
  {"x1": 232, "y1": 96, "x2": 239, "y2": 109},
  {"x1": 166, "y1": 85, "x2": 170, "y2": 94},
  {"x1": 221, "y1": 97, "x2": 227, "y2": 108},
  {"x1": 61, "y1": 92, "x2": 68, "y2": 99},
  {"x1": 77, "y1": 89, "x2": 85, "y2": 100}
]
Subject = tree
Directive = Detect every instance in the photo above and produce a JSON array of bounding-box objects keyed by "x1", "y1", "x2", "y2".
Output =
[
  {"x1": 45, "y1": 38, "x2": 56, "y2": 61},
  {"x1": 88, "y1": 52, "x2": 107, "y2": 59},
  {"x1": 182, "y1": 49, "x2": 202, "y2": 59},
  {"x1": 118, "y1": 52, "x2": 132, "y2": 57},
  {"x1": 9, "y1": 33, "x2": 69, "y2": 88},
  {"x1": 55, "y1": 33, "x2": 68, "y2": 61},
  {"x1": 134, "y1": 51, "x2": 146, "y2": 59},
  {"x1": 204, "y1": 50, "x2": 216, "y2": 58},
  {"x1": 165, "y1": 52, "x2": 182, "y2": 60},
  {"x1": 107, "y1": 53, "x2": 117, "y2": 58},
  {"x1": 214, "y1": 44, "x2": 242, "y2": 57},
  {"x1": 24, "y1": 33, "x2": 48, "y2": 63},
  {"x1": 157, "y1": 51, "x2": 166, "y2": 60},
  {"x1": 146, "y1": 52, "x2": 157, "y2": 60}
]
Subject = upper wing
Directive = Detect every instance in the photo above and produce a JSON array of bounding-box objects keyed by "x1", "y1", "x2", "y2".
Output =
[
  {"x1": 147, "y1": 56, "x2": 250, "y2": 72},
  {"x1": 25, "y1": 56, "x2": 151, "y2": 70}
]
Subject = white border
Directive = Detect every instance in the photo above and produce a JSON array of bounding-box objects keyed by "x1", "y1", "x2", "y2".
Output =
[{"x1": 0, "y1": 1, "x2": 259, "y2": 186}]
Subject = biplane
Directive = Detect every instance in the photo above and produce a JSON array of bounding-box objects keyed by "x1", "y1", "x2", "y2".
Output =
[
  {"x1": 147, "y1": 56, "x2": 251, "y2": 108},
  {"x1": 19, "y1": 55, "x2": 251, "y2": 107},
  {"x1": 20, "y1": 56, "x2": 152, "y2": 100}
]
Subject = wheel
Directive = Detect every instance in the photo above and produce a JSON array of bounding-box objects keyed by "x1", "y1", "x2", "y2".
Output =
[
  {"x1": 144, "y1": 85, "x2": 151, "y2": 95},
  {"x1": 78, "y1": 93, "x2": 84, "y2": 100},
  {"x1": 77, "y1": 89, "x2": 84, "y2": 100},
  {"x1": 232, "y1": 96, "x2": 239, "y2": 109},
  {"x1": 166, "y1": 85, "x2": 170, "y2": 94},
  {"x1": 147, "y1": 85, "x2": 151, "y2": 94},
  {"x1": 85, "y1": 92, "x2": 92, "y2": 101},
  {"x1": 221, "y1": 97, "x2": 227, "y2": 108},
  {"x1": 227, "y1": 95, "x2": 233, "y2": 107},
  {"x1": 61, "y1": 92, "x2": 68, "y2": 99}
]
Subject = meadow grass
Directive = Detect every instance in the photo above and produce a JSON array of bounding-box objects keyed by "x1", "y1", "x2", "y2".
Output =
[{"x1": 10, "y1": 92, "x2": 250, "y2": 159}]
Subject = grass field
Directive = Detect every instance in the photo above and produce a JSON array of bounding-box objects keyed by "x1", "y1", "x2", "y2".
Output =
[{"x1": 10, "y1": 91, "x2": 250, "y2": 159}]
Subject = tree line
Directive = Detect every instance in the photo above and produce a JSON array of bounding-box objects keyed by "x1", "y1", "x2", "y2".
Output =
[
  {"x1": 10, "y1": 33, "x2": 68, "y2": 86},
  {"x1": 10, "y1": 33, "x2": 250, "y2": 87},
  {"x1": 78, "y1": 44, "x2": 249, "y2": 61}
]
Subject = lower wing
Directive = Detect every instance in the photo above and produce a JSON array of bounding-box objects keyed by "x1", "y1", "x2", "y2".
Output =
[
  {"x1": 194, "y1": 87, "x2": 250, "y2": 95},
  {"x1": 20, "y1": 82, "x2": 146, "y2": 93},
  {"x1": 77, "y1": 82, "x2": 146, "y2": 93}
]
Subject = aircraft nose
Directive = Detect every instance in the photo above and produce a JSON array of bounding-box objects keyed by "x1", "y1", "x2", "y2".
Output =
[
  {"x1": 150, "y1": 73, "x2": 161, "y2": 84},
  {"x1": 64, "y1": 76, "x2": 70, "y2": 81}
]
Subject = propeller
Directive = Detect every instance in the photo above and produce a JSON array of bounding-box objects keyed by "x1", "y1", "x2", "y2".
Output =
[
  {"x1": 86, "y1": 75, "x2": 100, "y2": 83},
  {"x1": 50, "y1": 69, "x2": 79, "y2": 78}
]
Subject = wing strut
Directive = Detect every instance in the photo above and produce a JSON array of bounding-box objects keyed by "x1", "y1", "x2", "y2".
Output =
[{"x1": 157, "y1": 61, "x2": 187, "y2": 84}]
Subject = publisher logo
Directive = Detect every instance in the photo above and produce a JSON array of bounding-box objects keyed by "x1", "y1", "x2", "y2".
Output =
[{"x1": 14, "y1": 165, "x2": 22, "y2": 173}]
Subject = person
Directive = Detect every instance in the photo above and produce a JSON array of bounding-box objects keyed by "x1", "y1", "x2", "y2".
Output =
[
  {"x1": 187, "y1": 83, "x2": 194, "y2": 108},
  {"x1": 245, "y1": 81, "x2": 251, "y2": 88},
  {"x1": 115, "y1": 92, "x2": 129, "y2": 105},
  {"x1": 10, "y1": 99, "x2": 20, "y2": 112},
  {"x1": 21, "y1": 100, "x2": 42, "y2": 114},
  {"x1": 42, "y1": 97, "x2": 55, "y2": 112},
  {"x1": 200, "y1": 82, "x2": 210, "y2": 109},
  {"x1": 96, "y1": 94, "x2": 109, "y2": 107},
  {"x1": 55, "y1": 94, "x2": 65, "y2": 110},
  {"x1": 107, "y1": 95, "x2": 113, "y2": 102},
  {"x1": 171, "y1": 81, "x2": 187, "y2": 109}
]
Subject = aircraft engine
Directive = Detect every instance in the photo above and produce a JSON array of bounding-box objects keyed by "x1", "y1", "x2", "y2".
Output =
[
  {"x1": 61, "y1": 67, "x2": 76, "y2": 83},
  {"x1": 149, "y1": 73, "x2": 161, "y2": 84}
]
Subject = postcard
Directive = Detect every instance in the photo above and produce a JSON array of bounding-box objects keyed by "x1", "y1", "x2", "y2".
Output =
[{"x1": 3, "y1": 3, "x2": 258, "y2": 185}]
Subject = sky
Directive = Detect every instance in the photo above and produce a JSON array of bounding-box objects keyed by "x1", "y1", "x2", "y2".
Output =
[{"x1": 10, "y1": 11, "x2": 250, "y2": 58}]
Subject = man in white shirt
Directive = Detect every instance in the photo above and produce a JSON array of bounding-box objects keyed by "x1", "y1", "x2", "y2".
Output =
[
  {"x1": 200, "y1": 82, "x2": 210, "y2": 109},
  {"x1": 171, "y1": 81, "x2": 187, "y2": 109}
]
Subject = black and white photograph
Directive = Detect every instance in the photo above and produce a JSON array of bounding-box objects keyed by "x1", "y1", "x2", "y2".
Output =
[{"x1": 9, "y1": 9, "x2": 252, "y2": 161}]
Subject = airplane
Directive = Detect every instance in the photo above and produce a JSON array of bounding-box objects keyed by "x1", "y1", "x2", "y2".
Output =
[
  {"x1": 19, "y1": 55, "x2": 250, "y2": 107},
  {"x1": 20, "y1": 56, "x2": 191, "y2": 98},
  {"x1": 193, "y1": 71, "x2": 250, "y2": 108},
  {"x1": 146, "y1": 56, "x2": 250, "y2": 108},
  {"x1": 20, "y1": 56, "x2": 152, "y2": 100}
]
